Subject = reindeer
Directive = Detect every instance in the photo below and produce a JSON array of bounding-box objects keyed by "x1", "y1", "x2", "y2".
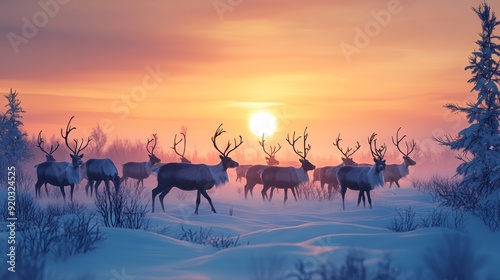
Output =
[
  {"x1": 321, "y1": 134, "x2": 361, "y2": 199},
  {"x1": 171, "y1": 129, "x2": 191, "y2": 164},
  {"x1": 243, "y1": 134, "x2": 283, "y2": 199},
  {"x1": 34, "y1": 130, "x2": 60, "y2": 197},
  {"x1": 83, "y1": 158, "x2": 120, "y2": 197},
  {"x1": 337, "y1": 133, "x2": 387, "y2": 210},
  {"x1": 384, "y1": 127, "x2": 417, "y2": 188},
  {"x1": 34, "y1": 116, "x2": 90, "y2": 202},
  {"x1": 121, "y1": 134, "x2": 161, "y2": 188},
  {"x1": 235, "y1": 165, "x2": 252, "y2": 183},
  {"x1": 152, "y1": 124, "x2": 243, "y2": 214},
  {"x1": 260, "y1": 128, "x2": 315, "y2": 203}
]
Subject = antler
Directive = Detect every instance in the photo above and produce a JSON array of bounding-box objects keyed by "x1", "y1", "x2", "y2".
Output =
[
  {"x1": 391, "y1": 127, "x2": 416, "y2": 157},
  {"x1": 146, "y1": 133, "x2": 158, "y2": 155},
  {"x1": 171, "y1": 132, "x2": 187, "y2": 158},
  {"x1": 368, "y1": 132, "x2": 387, "y2": 161},
  {"x1": 259, "y1": 134, "x2": 282, "y2": 157},
  {"x1": 286, "y1": 127, "x2": 311, "y2": 159},
  {"x1": 211, "y1": 123, "x2": 243, "y2": 157},
  {"x1": 36, "y1": 130, "x2": 60, "y2": 156},
  {"x1": 60, "y1": 116, "x2": 91, "y2": 155},
  {"x1": 332, "y1": 133, "x2": 361, "y2": 159}
]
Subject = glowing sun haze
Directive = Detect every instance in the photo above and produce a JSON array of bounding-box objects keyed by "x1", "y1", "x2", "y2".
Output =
[{"x1": 1, "y1": 0, "x2": 497, "y2": 162}]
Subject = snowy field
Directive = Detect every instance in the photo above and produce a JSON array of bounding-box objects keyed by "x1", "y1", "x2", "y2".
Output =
[{"x1": 7, "y1": 174, "x2": 495, "y2": 280}]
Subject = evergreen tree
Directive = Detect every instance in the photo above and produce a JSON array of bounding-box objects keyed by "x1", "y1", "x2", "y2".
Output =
[
  {"x1": 436, "y1": 3, "x2": 500, "y2": 194},
  {"x1": 0, "y1": 89, "x2": 30, "y2": 175}
]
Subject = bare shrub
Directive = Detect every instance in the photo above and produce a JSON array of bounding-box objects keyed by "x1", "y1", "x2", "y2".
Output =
[
  {"x1": 297, "y1": 182, "x2": 330, "y2": 202},
  {"x1": 287, "y1": 250, "x2": 400, "y2": 280},
  {"x1": 420, "y1": 208, "x2": 448, "y2": 228},
  {"x1": 387, "y1": 206, "x2": 417, "y2": 232},
  {"x1": 249, "y1": 255, "x2": 285, "y2": 280},
  {"x1": 94, "y1": 185, "x2": 150, "y2": 229},
  {"x1": 475, "y1": 198, "x2": 500, "y2": 232},
  {"x1": 177, "y1": 226, "x2": 242, "y2": 249},
  {"x1": 54, "y1": 212, "x2": 105, "y2": 260},
  {"x1": 423, "y1": 233, "x2": 485, "y2": 280}
]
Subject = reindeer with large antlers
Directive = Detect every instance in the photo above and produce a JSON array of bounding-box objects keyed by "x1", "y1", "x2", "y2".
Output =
[
  {"x1": 152, "y1": 124, "x2": 243, "y2": 214},
  {"x1": 314, "y1": 134, "x2": 361, "y2": 199},
  {"x1": 242, "y1": 134, "x2": 282, "y2": 198},
  {"x1": 260, "y1": 128, "x2": 316, "y2": 203},
  {"x1": 337, "y1": 133, "x2": 386, "y2": 210},
  {"x1": 34, "y1": 130, "x2": 60, "y2": 197},
  {"x1": 121, "y1": 134, "x2": 161, "y2": 188},
  {"x1": 34, "y1": 116, "x2": 90, "y2": 202},
  {"x1": 171, "y1": 129, "x2": 191, "y2": 164},
  {"x1": 384, "y1": 127, "x2": 417, "y2": 188}
]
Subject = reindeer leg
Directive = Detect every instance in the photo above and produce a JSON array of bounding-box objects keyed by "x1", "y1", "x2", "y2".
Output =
[
  {"x1": 244, "y1": 183, "x2": 252, "y2": 199},
  {"x1": 291, "y1": 187, "x2": 298, "y2": 202},
  {"x1": 200, "y1": 188, "x2": 216, "y2": 214},
  {"x1": 395, "y1": 181, "x2": 401, "y2": 188},
  {"x1": 94, "y1": 181, "x2": 103, "y2": 197},
  {"x1": 283, "y1": 188, "x2": 288, "y2": 204},
  {"x1": 357, "y1": 191, "x2": 363, "y2": 207},
  {"x1": 366, "y1": 190, "x2": 372, "y2": 208},
  {"x1": 85, "y1": 180, "x2": 91, "y2": 197},
  {"x1": 152, "y1": 185, "x2": 167, "y2": 213},
  {"x1": 44, "y1": 183, "x2": 49, "y2": 197},
  {"x1": 70, "y1": 184, "x2": 75, "y2": 202},
  {"x1": 261, "y1": 185, "x2": 270, "y2": 202},
  {"x1": 104, "y1": 180, "x2": 111, "y2": 197},
  {"x1": 269, "y1": 187, "x2": 275, "y2": 202},
  {"x1": 195, "y1": 190, "x2": 201, "y2": 215},
  {"x1": 60, "y1": 186, "x2": 66, "y2": 202},
  {"x1": 341, "y1": 187, "x2": 347, "y2": 211},
  {"x1": 328, "y1": 184, "x2": 333, "y2": 200},
  {"x1": 35, "y1": 180, "x2": 43, "y2": 199}
]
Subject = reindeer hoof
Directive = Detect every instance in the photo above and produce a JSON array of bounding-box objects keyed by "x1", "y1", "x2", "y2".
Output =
[{"x1": 212, "y1": 209, "x2": 217, "y2": 213}]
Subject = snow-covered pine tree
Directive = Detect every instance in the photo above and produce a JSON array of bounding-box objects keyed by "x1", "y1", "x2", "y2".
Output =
[
  {"x1": 0, "y1": 89, "x2": 30, "y2": 180},
  {"x1": 436, "y1": 3, "x2": 500, "y2": 195}
]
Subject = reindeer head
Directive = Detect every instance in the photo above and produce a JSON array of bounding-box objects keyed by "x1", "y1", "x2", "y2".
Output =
[
  {"x1": 259, "y1": 134, "x2": 282, "y2": 166},
  {"x1": 36, "y1": 130, "x2": 60, "y2": 162},
  {"x1": 286, "y1": 127, "x2": 315, "y2": 171},
  {"x1": 211, "y1": 124, "x2": 243, "y2": 170},
  {"x1": 60, "y1": 116, "x2": 91, "y2": 168},
  {"x1": 392, "y1": 127, "x2": 417, "y2": 167},
  {"x1": 172, "y1": 130, "x2": 191, "y2": 164},
  {"x1": 147, "y1": 133, "x2": 161, "y2": 165},
  {"x1": 333, "y1": 133, "x2": 360, "y2": 166},
  {"x1": 368, "y1": 132, "x2": 387, "y2": 173}
]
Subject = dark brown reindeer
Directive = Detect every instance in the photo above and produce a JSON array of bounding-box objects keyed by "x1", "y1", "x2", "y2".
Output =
[
  {"x1": 34, "y1": 116, "x2": 90, "y2": 202},
  {"x1": 337, "y1": 133, "x2": 387, "y2": 210},
  {"x1": 34, "y1": 130, "x2": 60, "y2": 197},
  {"x1": 171, "y1": 130, "x2": 191, "y2": 164},
  {"x1": 243, "y1": 134, "x2": 282, "y2": 198},
  {"x1": 152, "y1": 124, "x2": 243, "y2": 214},
  {"x1": 384, "y1": 127, "x2": 417, "y2": 188},
  {"x1": 318, "y1": 134, "x2": 361, "y2": 199},
  {"x1": 260, "y1": 128, "x2": 316, "y2": 203},
  {"x1": 121, "y1": 134, "x2": 161, "y2": 188}
]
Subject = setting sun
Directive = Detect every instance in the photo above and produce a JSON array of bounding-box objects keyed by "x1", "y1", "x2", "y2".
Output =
[{"x1": 249, "y1": 112, "x2": 277, "y2": 137}]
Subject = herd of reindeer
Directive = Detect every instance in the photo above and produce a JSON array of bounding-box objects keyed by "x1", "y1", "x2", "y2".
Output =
[{"x1": 33, "y1": 116, "x2": 417, "y2": 214}]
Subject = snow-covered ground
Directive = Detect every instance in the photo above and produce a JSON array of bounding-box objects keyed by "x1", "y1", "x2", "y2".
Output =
[{"x1": 20, "y1": 176, "x2": 494, "y2": 280}]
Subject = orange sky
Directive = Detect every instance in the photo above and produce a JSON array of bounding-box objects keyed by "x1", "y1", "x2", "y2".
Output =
[{"x1": 1, "y1": 0, "x2": 497, "y2": 165}]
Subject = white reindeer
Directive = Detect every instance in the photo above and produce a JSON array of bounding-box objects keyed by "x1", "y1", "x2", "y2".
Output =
[
  {"x1": 243, "y1": 134, "x2": 282, "y2": 198},
  {"x1": 34, "y1": 116, "x2": 91, "y2": 202},
  {"x1": 121, "y1": 134, "x2": 161, "y2": 188},
  {"x1": 384, "y1": 127, "x2": 417, "y2": 188},
  {"x1": 260, "y1": 127, "x2": 316, "y2": 203},
  {"x1": 337, "y1": 133, "x2": 387, "y2": 210},
  {"x1": 151, "y1": 124, "x2": 243, "y2": 214}
]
